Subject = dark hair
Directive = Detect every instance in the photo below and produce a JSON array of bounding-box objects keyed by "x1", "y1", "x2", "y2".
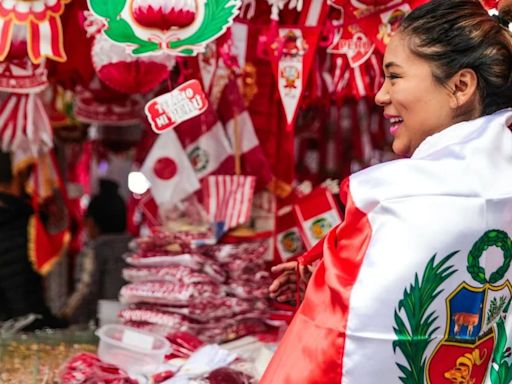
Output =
[
  {"x1": 86, "y1": 179, "x2": 126, "y2": 234},
  {"x1": 0, "y1": 151, "x2": 13, "y2": 184},
  {"x1": 399, "y1": 0, "x2": 512, "y2": 116}
]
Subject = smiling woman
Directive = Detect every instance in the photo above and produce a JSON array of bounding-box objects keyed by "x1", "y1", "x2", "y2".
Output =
[
  {"x1": 375, "y1": 0, "x2": 512, "y2": 157},
  {"x1": 262, "y1": 1, "x2": 512, "y2": 383}
]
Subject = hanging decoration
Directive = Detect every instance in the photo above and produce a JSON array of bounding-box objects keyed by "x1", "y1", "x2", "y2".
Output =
[
  {"x1": 0, "y1": 0, "x2": 70, "y2": 64},
  {"x1": 87, "y1": 0, "x2": 242, "y2": 56},
  {"x1": 0, "y1": 93, "x2": 53, "y2": 172},
  {"x1": 0, "y1": 25, "x2": 48, "y2": 93},
  {"x1": 91, "y1": 33, "x2": 174, "y2": 94},
  {"x1": 198, "y1": 42, "x2": 218, "y2": 94},
  {"x1": 355, "y1": 1, "x2": 412, "y2": 53},
  {"x1": 74, "y1": 77, "x2": 144, "y2": 126},
  {"x1": 326, "y1": 2, "x2": 383, "y2": 100},
  {"x1": 269, "y1": 26, "x2": 321, "y2": 130}
]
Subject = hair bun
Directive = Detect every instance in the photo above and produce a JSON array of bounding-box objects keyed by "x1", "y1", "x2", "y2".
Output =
[{"x1": 98, "y1": 178, "x2": 119, "y2": 196}]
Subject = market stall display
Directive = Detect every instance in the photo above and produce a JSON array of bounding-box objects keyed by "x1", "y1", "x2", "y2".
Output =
[
  {"x1": 0, "y1": 0, "x2": 508, "y2": 383},
  {"x1": 118, "y1": 228, "x2": 272, "y2": 344}
]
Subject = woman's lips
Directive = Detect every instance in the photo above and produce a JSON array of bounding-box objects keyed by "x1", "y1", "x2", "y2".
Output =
[
  {"x1": 390, "y1": 123, "x2": 400, "y2": 136},
  {"x1": 385, "y1": 114, "x2": 403, "y2": 136}
]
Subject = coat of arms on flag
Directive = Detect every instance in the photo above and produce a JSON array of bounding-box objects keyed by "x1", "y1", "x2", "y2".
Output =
[
  {"x1": 293, "y1": 187, "x2": 342, "y2": 249},
  {"x1": 394, "y1": 229, "x2": 512, "y2": 384}
]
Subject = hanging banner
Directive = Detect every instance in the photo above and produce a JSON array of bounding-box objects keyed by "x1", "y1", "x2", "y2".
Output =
[
  {"x1": 145, "y1": 79, "x2": 209, "y2": 134},
  {"x1": 0, "y1": 0, "x2": 70, "y2": 63},
  {"x1": 87, "y1": 0, "x2": 242, "y2": 56},
  {"x1": 198, "y1": 43, "x2": 218, "y2": 94},
  {"x1": 356, "y1": 2, "x2": 411, "y2": 53},
  {"x1": 299, "y1": 0, "x2": 331, "y2": 26},
  {"x1": 330, "y1": 0, "x2": 430, "y2": 54},
  {"x1": 327, "y1": 23, "x2": 382, "y2": 99},
  {"x1": 270, "y1": 26, "x2": 321, "y2": 129}
]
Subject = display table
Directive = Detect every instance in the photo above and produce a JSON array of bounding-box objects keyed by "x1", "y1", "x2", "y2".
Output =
[{"x1": 0, "y1": 329, "x2": 97, "y2": 383}]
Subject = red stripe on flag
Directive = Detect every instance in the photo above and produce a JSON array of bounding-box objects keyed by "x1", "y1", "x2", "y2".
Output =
[
  {"x1": 49, "y1": 15, "x2": 66, "y2": 61},
  {"x1": 240, "y1": 177, "x2": 255, "y2": 224},
  {"x1": 28, "y1": 20, "x2": 42, "y2": 63},
  {"x1": 225, "y1": 176, "x2": 241, "y2": 228},
  {"x1": 0, "y1": 19, "x2": 13, "y2": 60},
  {"x1": 204, "y1": 175, "x2": 256, "y2": 231},
  {"x1": 216, "y1": 80, "x2": 246, "y2": 124},
  {"x1": 260, "y1": 180, "x2": 372, "y2": 383},
  {"x1": 0, "y1": 96, "x2": 18, "y2": 143},
  {"x1": 175, "y1": 103, "x2": 220, "y2": 145}
]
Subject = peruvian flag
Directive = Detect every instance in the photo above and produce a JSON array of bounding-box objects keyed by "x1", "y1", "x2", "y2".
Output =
[
  {"x1": 261, "y1": 110, "x2": 512, "y2": 384},
  {"x1": 217, "y1": 79, "x2": 274, "y2": 187},
  {"x1": 275, "y1": 208, "x2": 306, "y2": 263},
  {"x1": 294, "y1": 187, "x2": 343, "y2": 249},
  {"x1": 174, "y1": 102, "x2": 235, "y2": 182},
  {"x1": 140, "y1": 129, "x2": 200, "y2": 208},
  {"x1": 203, "y1": 175, "x2": 256, "y2": 238}
]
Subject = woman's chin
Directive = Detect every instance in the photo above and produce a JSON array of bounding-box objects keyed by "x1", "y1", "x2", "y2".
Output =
[{"x1": 391, "y1": 141, "x2": 411, "y2": 158}]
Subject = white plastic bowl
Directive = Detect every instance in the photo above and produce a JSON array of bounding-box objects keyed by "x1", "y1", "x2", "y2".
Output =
[{"x1": 95, "y1": 324, "x2": 171, "y2": 374}]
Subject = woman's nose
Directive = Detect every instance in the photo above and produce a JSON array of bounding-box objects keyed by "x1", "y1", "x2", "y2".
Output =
[{"x1": 374, "y1": 83, "x2": 390, "y2": 107}]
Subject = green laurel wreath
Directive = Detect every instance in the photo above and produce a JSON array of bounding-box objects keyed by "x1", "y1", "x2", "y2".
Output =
[
  {"x1": 393, "y1": 252, "x2": 458, "y2": 384},
  {"x1": 490, "y1": 298, "x2": 512, "y2": 384},
  {"x1": 169, "y1": 0, "x2": 240, "y2": 55},
  {"x1": 88, "y1": 0, "x2": 240, "y2": 55},
  {"x1": 467, "y1": 230, "x2": 512, "y2": 285}
]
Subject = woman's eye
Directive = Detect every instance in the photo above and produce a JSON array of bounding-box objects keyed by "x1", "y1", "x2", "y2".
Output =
[{"x1": 386, "y1": 74, "x2": 400, "y2": 80}]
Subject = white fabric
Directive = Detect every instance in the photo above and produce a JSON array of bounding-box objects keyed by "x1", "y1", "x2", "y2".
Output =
[
  {"x1": 343, "y1": 109, "x2": 512, "y2": 383},
  {"x1": 141, "y1": 130, "x2": 200, "y2": 207}
]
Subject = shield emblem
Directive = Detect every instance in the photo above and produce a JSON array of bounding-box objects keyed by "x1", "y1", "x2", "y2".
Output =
[{"x1": 427, "y1": 282, "x2": 512, "y2": 384}]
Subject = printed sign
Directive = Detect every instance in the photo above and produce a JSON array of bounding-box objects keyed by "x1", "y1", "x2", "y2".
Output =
[{"x1": 145, "y1": 80, "x2": 208, "y2": 134}]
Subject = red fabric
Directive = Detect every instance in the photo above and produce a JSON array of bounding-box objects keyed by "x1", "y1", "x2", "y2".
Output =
[
  {"x1": 243, "y1": 22, "x2": 294, "y2": 185},
  {"x1": 260, "y1": 181, "x2": 372, "y2": 383},
  {"x1": 217, "y1": 79, "x2": 274, "y2": 187},
  {"x1": 28, "y1": 153, "x2": 70, "y2": 275},
  {"x1": 47, "y1": 0, "x2": 94, "y2": 88},
  {"x1": 97, "y1": 61, "x2": 170, "y2": 95}
]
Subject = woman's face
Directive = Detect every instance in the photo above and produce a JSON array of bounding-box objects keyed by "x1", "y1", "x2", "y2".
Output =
[{"x1": 375, "y1": 32, "x2": 456, "y2": 157}]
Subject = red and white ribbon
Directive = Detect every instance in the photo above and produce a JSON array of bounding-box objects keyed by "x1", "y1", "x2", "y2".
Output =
[
  {"x1": 0, "y1": 93, "x2": 53, "y2": 169},
  {"x1": 0, "y1": 0, "x2": 69, "y2": 63}
]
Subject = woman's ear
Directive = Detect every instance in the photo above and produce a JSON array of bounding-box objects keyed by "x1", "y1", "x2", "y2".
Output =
[{"x1": 447, "y1": 68, "x2": 479, "y2": 111}]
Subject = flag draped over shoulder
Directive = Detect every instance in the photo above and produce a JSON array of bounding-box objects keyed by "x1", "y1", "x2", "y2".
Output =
[{"x1": 261, "y1": 109, "x2": 512, "y2": 383}]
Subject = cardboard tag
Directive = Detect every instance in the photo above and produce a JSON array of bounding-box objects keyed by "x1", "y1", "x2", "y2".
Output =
[{"x1": 145, "y1": 80, "x2": 208, "y2": 134}]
